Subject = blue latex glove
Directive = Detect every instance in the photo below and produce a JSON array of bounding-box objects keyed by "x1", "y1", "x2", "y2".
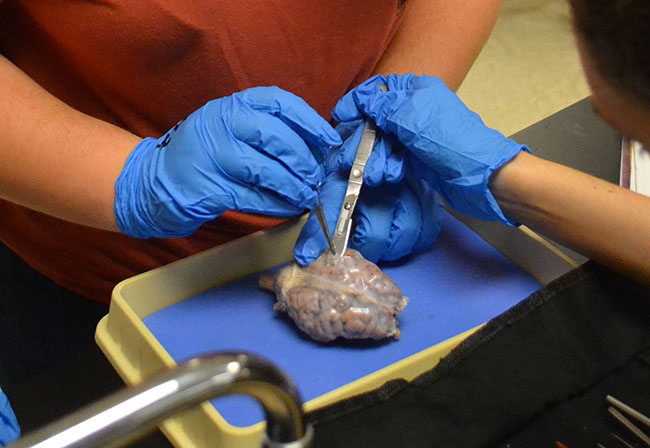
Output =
[
  {"x1": 294, "y1": 150, "x2": 445, "y2": 265},
  {"x1": 333, "y1": 73, "x2": 419, "y2": 186},
  {"x1": 0, "y1": 389, "x2": 20, "y2": 445},
  {"x1": 335, "y1": 120, "x2": 405, "y2": 186},
  {"x1": 333, "y1": 74, "x2": 529, "y2": 225},
  {"x1": 115, "y1": 86, "x2": 342, "y2": 238}
]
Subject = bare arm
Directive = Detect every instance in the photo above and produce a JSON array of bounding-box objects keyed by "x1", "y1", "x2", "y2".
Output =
[
  {"x1": 0, "y1": 54, "x2": 140, "y2": 231},
  {"x1": 1, "y1": 1, "x2": 501, "y2": 232},
  {"x1": 373, "y1": 0, "x2": 502, "y2": 90},
  {"x1": 490, "y1": 151, "x2": 650, "y2": 282}
]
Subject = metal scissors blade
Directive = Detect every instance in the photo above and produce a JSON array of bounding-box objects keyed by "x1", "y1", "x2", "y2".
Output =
[{"x1": 330, "y1": 83, "x2": 387, "y2": 258}]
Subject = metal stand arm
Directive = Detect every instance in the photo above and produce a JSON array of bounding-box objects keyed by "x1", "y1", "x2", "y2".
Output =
[{"x1": 6, "y1": 352, "x2": 311, "y2": 448}]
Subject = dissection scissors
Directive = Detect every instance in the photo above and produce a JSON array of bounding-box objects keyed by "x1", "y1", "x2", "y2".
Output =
[{"x1": 324, "y1": 83, "x2": 388, "y2": 258}]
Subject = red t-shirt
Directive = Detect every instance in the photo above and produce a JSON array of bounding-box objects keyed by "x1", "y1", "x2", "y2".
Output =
[{"x1": 0, "y1": 0, "x2": 407, "y2": 303}]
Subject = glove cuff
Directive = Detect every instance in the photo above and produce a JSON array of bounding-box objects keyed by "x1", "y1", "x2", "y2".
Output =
[
  {"x1": 489, "y1": 143, "x2": 531, "y2": 226},
  {"x1": 114, "y1": 137, "x2": 166, "y2": 239},
  {"x1": 441, "y1": 142, "x2": 529, "y2": 226}
]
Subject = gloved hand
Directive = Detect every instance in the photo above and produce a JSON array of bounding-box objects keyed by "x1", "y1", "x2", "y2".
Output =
[
  {"x1": 115, "y1": 86, "x2": 342, "y2": 238},
  {"x1": 294, "y1": 147, "x2": 445, "y2": 265},
  {"x1": 333, "y1": 74, "x2": 418, "y2": 186},
  {"x1": 334, "y1": 120, "x2": 405, "y2": 186},
  {"x1": 0, "y1": 389, "x2": 20, "y2": 446},
  {"x1": 333, "y1": 73, "x2": 529, "y2": 225}
]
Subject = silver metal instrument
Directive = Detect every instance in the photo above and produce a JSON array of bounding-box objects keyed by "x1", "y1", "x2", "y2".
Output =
[
  {"x1": 606, "y1": 394, "x2": 650, "y2": 447},
  {"x1": 314, "y1": 192, "x2": 336, "y2": 256},
  {"x1": 7, "y1": 352, "x2": 312, "y2": 448},
  {"x1": 331, "y1": 83, "x2": 388, "y2": 258}
]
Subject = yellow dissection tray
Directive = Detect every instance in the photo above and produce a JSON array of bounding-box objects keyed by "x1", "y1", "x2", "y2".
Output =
[{"x1": 96, "y1": 212, "x2": 575, "y2": 448}]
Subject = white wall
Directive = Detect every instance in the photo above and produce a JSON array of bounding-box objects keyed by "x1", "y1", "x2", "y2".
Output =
[{"x1": 458, "y1": 0, "x2": 590, "y2": 136}]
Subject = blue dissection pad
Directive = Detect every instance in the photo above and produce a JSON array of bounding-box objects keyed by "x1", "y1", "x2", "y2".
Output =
[{"x1": 143, "y1": 213, "x2": 540, "y2": 427}]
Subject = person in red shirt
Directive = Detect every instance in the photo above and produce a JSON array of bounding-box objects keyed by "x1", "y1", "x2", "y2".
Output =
[{"x1": 0, "y1": 0, "x2": 502, "y2": 304}]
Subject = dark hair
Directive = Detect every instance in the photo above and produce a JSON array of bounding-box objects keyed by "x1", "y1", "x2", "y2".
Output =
[{"x1": 569, "y1": 0, "x2": 650, "y2": 109}]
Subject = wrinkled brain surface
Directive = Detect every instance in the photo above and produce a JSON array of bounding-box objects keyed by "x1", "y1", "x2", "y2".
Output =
[{"x1": 259, "y1": 249, "x2": 408, "y2": 342}]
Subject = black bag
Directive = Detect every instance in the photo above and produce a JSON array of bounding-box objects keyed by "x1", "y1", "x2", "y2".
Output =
[{"x1": 309, "y1": 262, "x2": 650, "y2": 447}]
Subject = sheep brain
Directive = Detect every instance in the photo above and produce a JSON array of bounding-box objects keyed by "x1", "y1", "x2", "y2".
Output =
[{"x1": 259, "y1": 249, "x2": 408, "y2": 342}]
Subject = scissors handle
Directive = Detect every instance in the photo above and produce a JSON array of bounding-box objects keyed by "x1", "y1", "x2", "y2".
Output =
[{"x1": 331, "y1": 83, "x2": 387, "y2": 258}]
